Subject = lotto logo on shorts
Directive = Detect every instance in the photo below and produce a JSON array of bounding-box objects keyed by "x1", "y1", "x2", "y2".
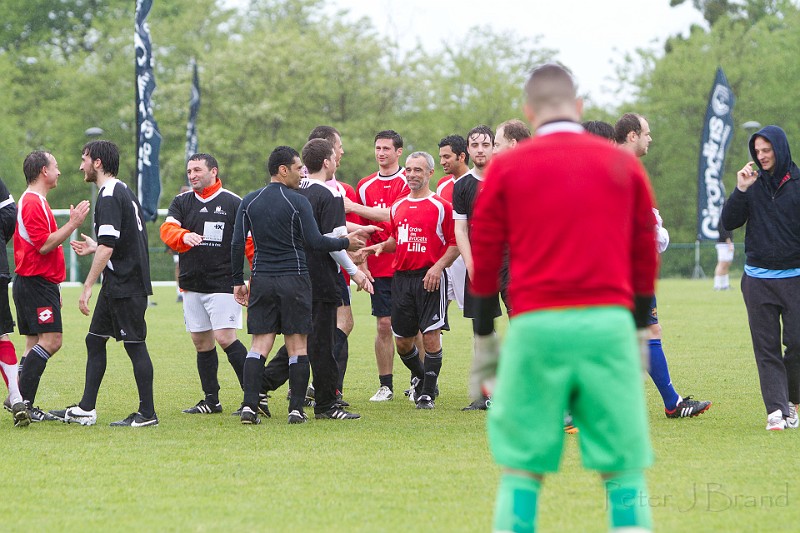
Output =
[{"x1": 37, "y1": 307, "x2": 54, "y2": 324}]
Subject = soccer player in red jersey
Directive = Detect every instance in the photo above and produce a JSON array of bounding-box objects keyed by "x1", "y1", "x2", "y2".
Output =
[
  {"x1": 14, "y1": 151, "x2": 90, "y2": 423},
  {"x1": 363, "y1": 151, "x2": 459, "y2": 408}
]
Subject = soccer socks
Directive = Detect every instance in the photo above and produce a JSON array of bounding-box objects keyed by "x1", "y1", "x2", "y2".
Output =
[
  {"x1": 197, "y1": 348, "x2": 220, "y2": 402},
  {"x1": 493, "y1": 473, "x2": 540, "y2": 533},
  {"x1": 422, "y1": 349, "x2": 443, "y2": 397},
  {"x1": 333, "y1": 328, "x2": 349, "y2": 393},
  {"x1": 713, "y1": 274, "x2": 730, "y2": 289},
  {"x1": 124, "y1": 342, "x2": 155, "y2": 418},
  {"x1": 0, "y1": 340, "x2": 21, "y2": 404},
  {"x1": 288, "y1": 355, "x2": 310, "y2": 413},
  {"x1": 80, "y1": 334, "x2": 108, "y2": 411},
  {"x1": 604, "y1": 471, "x2": 653, "y2": 531},
  {"x1": 399, "y1": 346, "x2": 424, "y2": 382},
  {"x1": 648, "y1": 339, "x2": 680, "y2": 410},
  {"x1": 379, "y1": 373, "x2": 393, "y2": 392},
  {"x1": 18, "y1": 344, "x2": 50, "y2": 405},
  {"x1": 223, "y1": 340, "x2": 247, "y2": 388},
  {"x1": 243, "y1": 351, "x2": 266, "y2": 409}
]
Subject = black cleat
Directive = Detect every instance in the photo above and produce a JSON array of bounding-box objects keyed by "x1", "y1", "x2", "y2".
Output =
[
  {"x1": 12, "y1": 402, "x2": 30, "y2": 427},
  {"x1": 461, "y1": 397, "x2": 490, "y2": 411},
  {"x1": 257, "y1": 394, "x2": 271, "y2": 418},
  {"x1": 182, "y1": 399, "x2": 223, "y2": 414},
  {"x1": 110, "y1": 412, "x2": 159, "y2": 427},
  {"x1": 315, "y1": 406, "x2": 360, "y2": 420},
  {"x1": 665, "y1": 396, "x2": 711, "y2": 418},
  {"x1": 288, "y1": 409, "x2": 308, "y2": 424},
  {"x1": 240, "y1": 406, "x2": 261, "y2": 425},
  {"x1": 416, "y1": 395, "x2": 435, "y2": 410}
]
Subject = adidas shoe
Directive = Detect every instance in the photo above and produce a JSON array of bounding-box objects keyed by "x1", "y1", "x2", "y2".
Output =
[
  {"x1": 416, "y1": 394, "x2": 435, "y2": 410},
  {"x1": 56, "y1": 405, "x2": 97, "y2": 426},
  {"x1": 406, "y1": 376, "x2": 421, "y2": 402},
  {"x1": 182, "y1": 399, "x2": 223, "y2": 414},
  {"x1": 258, "y1": 394, "x2": 271, "y2": 418},
  {"x1": 461, "y1": 397, "x2": 490, "y2": 411},
  {"x1": 369, "y1": 385, "x2": 393, "y2": 402},
  {"x1": 110, "y1": 412, "x2": 159, "y2": 427},
  {"x1": 665, "y1": 396, "x2": 712, "y2": 418},
  {"x1": 288, "y1": 409, "x2": 308, "y2": 424},
  {"x1": 315, "y1": 406, "x2": 361, "y2": 420},
  {"x1": 240, "y1": 406, "x2": 261, "y2": 425},
  {"x1": 12, "y1": 402, "x2": 30, "y2": 427},
  {"x1": 334, "y1": 391, "x2": 349, "y2": 408},
  {"x1": 767, "y1": 410, "x2": 787, "y2": 431},
  {"x1": 787, "y1": 403, "x2": 799, "y2": 429},
  {"x1": 27, "y1": 402, "x2": 59, "y2": 422},
  {"x1": 231, "y1": 404, "x2": 244, "y2": 417}
]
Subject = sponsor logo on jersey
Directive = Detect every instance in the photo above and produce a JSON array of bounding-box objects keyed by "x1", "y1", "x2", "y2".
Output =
[
  {"x1": 200, "y1": 207, "x2": 208, "y2": 213},
  {"x1": 214, "y1": 205, "x2": 227, "y2": 215},
  {"x1": 37, "y1": 307, "x2": 54, "y2": 324},
  {"x1": 120, "y1": 329, "x2": 127, "y2": 337}
]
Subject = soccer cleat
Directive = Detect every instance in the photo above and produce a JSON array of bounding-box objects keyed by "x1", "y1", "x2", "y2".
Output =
[
  {"x1": 258, "y1": 394, "x2": 272, "y2": 418},
  {"x1": 665, "y1": 396, "x2": 712, "y2": 418},
  {"x1": 788, "y1": 403, "x2": 799, "y2": 429},
  {"x1": 369, "y1": 385, "x2": 393, "y2": 402},
  {"x1": 55, "y1": 405, "x2": 98, "y2": 426},
  {"x1": 182, "y1": 399, "x2": 223, "y2": 414},
  {"x1": 240, "y1": 406, "x2": 261, "y2": 425},
  {"x1": 334, "y1": 391, "x2": 349, "y2": 408},
  {"x1": 26, "y1": 402, "x2": 59, "y2": 422},
  {"x1": 767, "y1": 410, "x2": 787, "y2": 431},
  {"x1": 12, "y1": 402, "x2": 30, "y2": 427},
  {"x1": 406, "y1": 376, "x2": 420, "y2": 402},
  {"x1": 315, "y1": 406, "x2": 361, "y2": 420},
  {"x1": 287, "y1": 409, "x2": 308, "y2": 424},
  {"x1": 416, "y1": 394, "x2": 435, "y2": 410},
  {"x1": 304, "y1": 384, "x2": 316, "y2": 407},
  {"x1": 110, "y1": 412, "x2": 159, "y2": 427},
  {"x1": 461, "y1": 397, "x2": 490, "y2": 411}
]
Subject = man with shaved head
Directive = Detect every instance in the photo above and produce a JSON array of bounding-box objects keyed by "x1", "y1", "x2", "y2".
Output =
[{"x1": 468, "y1": 63, "x2": 659, "y2": 532}]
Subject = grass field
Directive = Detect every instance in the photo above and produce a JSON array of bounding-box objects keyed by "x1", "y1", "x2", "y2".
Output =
[{"x1": 2, "y1": 278, "x2": 798, "y2": 532}]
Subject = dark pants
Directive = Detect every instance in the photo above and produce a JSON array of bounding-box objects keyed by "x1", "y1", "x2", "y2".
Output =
[
  {"x1": 262, "y1": 300, "x2": 339, "y2": 413},
  {"x1": 741, "y1": 274, "x2": 800, "y2": 416}
]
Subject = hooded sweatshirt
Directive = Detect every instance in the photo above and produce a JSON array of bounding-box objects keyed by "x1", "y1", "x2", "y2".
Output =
[{"x1": 721, "y1": 125, "x2": 800, "y2": 270}]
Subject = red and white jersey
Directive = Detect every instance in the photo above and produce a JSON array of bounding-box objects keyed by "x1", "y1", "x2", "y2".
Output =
[
  {"x1": 326, "y1": 177, "x2": 360, "y2": 225},
  {"x1": 389, "y1": 193, "x2": 456, "y2": 272},
  {"x1": 435, "y1": 175, "x2": 455, "y2": 204},
  {"x1": 355, "y1": 168, "x2": 409, "y2": 278},
  {"x1": 13, "y1": 190, "x2": 66, "y2": 284}
]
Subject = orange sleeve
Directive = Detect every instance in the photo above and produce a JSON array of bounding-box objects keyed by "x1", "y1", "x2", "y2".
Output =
[
  {"x1": 245, "y1": 234, "x2": 255, "y2": 269},
  {"x1": 160, "y1": 221, "x2": 192, "y2": 253}
]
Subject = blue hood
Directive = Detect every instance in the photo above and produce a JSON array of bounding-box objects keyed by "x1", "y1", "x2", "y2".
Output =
[{"x1": 749, "y1": 125, "x2": 794, "y2": 178}]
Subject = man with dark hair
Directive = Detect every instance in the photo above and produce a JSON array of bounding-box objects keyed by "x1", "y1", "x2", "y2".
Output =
[
  {"x1": 722, "y1": 125, "x2": 800, "y2": 430},
  {"x1": 14, "y1": 151, "x2": 90, "y2": 423},
  {"x1": 52, "y1": 140, "x2": 157, "y2": 427},
  {"x1": 617, "y1": 112, "x2": 712, "y2": 420},
  {"x1": 363, "y1": 151, "x2": 458, "y2": 409},
  {"x1": 470, "y1": 62, "x2": 659, "y2": 532},
  {"x1": 346, "y1": 130, "x2": 411, "y2": 402},
  {"x1": 494, "y1": 119, "x2": 531, "y2": 153},
  {"x1": 582, "y1": 120, "x2": 615, "y2": 140},
  {"x1": 160, "y1": 153, "x2": 250, "y2": 415},
  {"x1": 437, "y1": 135, "x2": 470, "y2": 311},
  {"x1": 232, "y1": 145, "x2": 365, "y2": 425}
]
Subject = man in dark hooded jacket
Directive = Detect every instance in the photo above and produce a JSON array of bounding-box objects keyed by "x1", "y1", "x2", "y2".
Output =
[{"x1": 721, "y1": 125, "x2": 800, "y2": 431}]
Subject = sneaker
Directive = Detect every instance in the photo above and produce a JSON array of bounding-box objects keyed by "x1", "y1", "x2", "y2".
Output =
[
  {"x1": 12, "y1": 402, "x2": 30, "y2": 427},
  {"x1": 369, "y1": 385, "x2": 393, "y2": 402},
  {"x1": 767, "y1": 410, "x2": 787, "y2": 431},
  {"x1": 110, "y1": 412, "x2": 159, "y2": 427},
  {"x1": 54, "y1": 405, "x2": 97, "y2": 426},
  {"x1": 240, "y1": 406, "x2": 261, "y2": 425},
  {"x1": 27, "y1": 402, "x2": 59, "y2": 422},
  {"x1": 288, "y1": 409, "x2": 308, "y2": 424},
  {"x1": 788, "y1": 403, "x2": 799, "y2": 429},
  {"x1": 182, "y1": 399, "x2": 223, "y2": 414},
  {"x1": 257, "y1": 395, "x2": 272, "y2": 418},
  {"x1": 406, "y1": 376, "x2": 421, "y2": 402},
  {"x1": 461, "y1": 397, "x2": 489, "y2": 411},
  {"x1": 315, "y1": 406, "x2": 361, "y2": 420},
  {"x1": 665, "y1": 396, "x2": 712, "y2": 418},
  {"x1": 416, "y1": 394, "x2": 435, "y2": 410}
]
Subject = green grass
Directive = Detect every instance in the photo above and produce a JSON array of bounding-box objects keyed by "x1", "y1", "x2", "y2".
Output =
[{"x1": 1, "y1": 279, "x2": 797, "y2": 532}]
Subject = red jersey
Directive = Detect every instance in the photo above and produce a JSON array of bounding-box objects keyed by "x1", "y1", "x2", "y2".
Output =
[
  {"x1": 14, "y1": 190, "x2": 66, "y2": 284},
  {"x1": 389, "y1": 194, "x2": 456, "y2": 272},
  {"x1": 326, "y1": 177, "x2": 360, "y2": 225},
  {"x1": 355, "y1": 168, "x2": 409, "y2": 278},
  {"x1": 435, "y1": 175, "x2": 455, "y2": 204},
  {"x1": 470, "y1": 122, "x2": 658, "y2": 317}
]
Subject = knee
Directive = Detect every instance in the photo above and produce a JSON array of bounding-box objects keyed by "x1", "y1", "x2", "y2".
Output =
[
  {"x1": 422, "y1": 332, "x2": 441, "y2": 353},
  {"x1": 40, "y1": 333, "x2": 62, "y2": 354},
  {"x1": 215, "y1": 330, "x2": 238, "y2": 350},
  {"x1": 376, "y1": 317, "x2": 392, "y2": 337},
  {"x1": 85, "y1": 333, "x2": 106, "y2": 353}
]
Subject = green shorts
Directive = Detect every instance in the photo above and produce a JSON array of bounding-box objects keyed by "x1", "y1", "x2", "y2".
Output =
[{"x1": 487, "y1": 306, "x2": 653, "y2": 474}]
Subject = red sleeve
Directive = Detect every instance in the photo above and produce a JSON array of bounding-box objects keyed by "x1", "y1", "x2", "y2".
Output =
[
  {"x1": 470, "y1": 164, "x2": 507, "y2": 296},
  {"x1": 160, "y1": 221, "x2": 191, "y2": 253},
  {"x1": 631, "y1": 164, "x2": 659, "y2": 296},
  {"x1": 21, "y1": 199, "x2": 52, "y2": 251},
  {"x1": 441, "y1": 197, "x2": 457, "y2": 247}
]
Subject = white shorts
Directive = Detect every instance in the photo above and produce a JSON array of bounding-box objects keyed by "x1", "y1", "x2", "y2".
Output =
[
  {"x1": 716, "y1": 242, "x2": 734, "y2": 263},
  {"x1": 446, "y1": 255, "x2": 466, "y2": 310},
  {"x1": 183, "y1": 291, "x2": 243, "y2": 333}
]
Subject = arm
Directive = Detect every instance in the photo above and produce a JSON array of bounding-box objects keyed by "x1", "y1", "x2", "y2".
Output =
[
  {"x1": 40, "y1": 201, "x2": 90, "y2": 255},
  {"x1": 423, "y1": 245, "x2": 460, "y2": 292},
  {"x1": 455, "y1": 219, "x2": 473, "y2": 279},
  {"x1": 343, "y1": 196, "x2": 390, "y2": 222},
  {"x1": 231, "y1": 201, "x2": 248, "y2": 287},
  {"x1": 721, "y1": 162, "x2": 757, "y2": 231},
  {"x1": 78, "y1": 244, "x2": 113, "y2": 316},
  {"x1": 0, "y1": 182, "x2": 16, "y2": 243},
  {"x1": 299, "y1": 199, "x2": 362, "y2": 252}
]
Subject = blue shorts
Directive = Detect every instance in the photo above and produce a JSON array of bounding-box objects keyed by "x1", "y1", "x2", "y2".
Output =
[{"x1": 370, "y1": 276, "x2": 392, "y2": 317}]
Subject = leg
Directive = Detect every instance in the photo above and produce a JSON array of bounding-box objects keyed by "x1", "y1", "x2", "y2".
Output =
[
  {"x1": 493, "y1": 469, "x2": 543, "y2": 533},
  {"x1": 308, "y1": 301, "x2": 338, "y2": 414},
  {"x1": 79, "y1": 333, "x2": 109, "y2": 411},
  {"x1": 243, "y1": 333, "x2": 276, "y2": 410},
  {"x1": 285, "y1": 333, "x2": 310, "y2": 420},
  {"x1": 190, "y1": 330, "x2": 220, "y2": 404}
]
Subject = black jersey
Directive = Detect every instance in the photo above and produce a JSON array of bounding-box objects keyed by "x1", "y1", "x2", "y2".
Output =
[
  {"x1": 94, "y1": 179, "x2": 152, "y2": 297},
  {"x1": 297, "y1": 179, "x2": 347, "y2": 303},
  {"x1": 231, "y1": 182, "x2": 349, "y2": 285},
  {"x1": 166, "y1": 186, "x2": 241, "y2": 293},
  {"x1": 452, "y1": 172, "x2": 481, "y2": 222},
  {"x1": 0, "y1": 179, "x2": 16, "y2": 278}
]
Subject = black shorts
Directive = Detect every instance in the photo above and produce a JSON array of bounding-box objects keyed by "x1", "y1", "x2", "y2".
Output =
[
  {"x1": 391, "y1": 268, "x2": 449, "y2": 338},
  {"x1": 647, "y1": 295, "x2": 659, "y2": 326},
  {"x1": 463, "y1": 271, "x2": 502, "y2": 320},
  {"x1": 338, "y1": 271, "x2": 351, "y2": 307},
  {"x1": 247, "y1": 274, "x2": 312, "y2": 335},
  {"x1": 12, "y1": 275, "x2": 62, "y2": 335},
  {"x1": 370, "y1": 276, "x2": 392, "y2": 317},
  {"x1": 89, "y1": 289, "x2": 148, "y2": 342},
  {"x1": 0, "y1": 277, "x2": 15, "y2": 335}
]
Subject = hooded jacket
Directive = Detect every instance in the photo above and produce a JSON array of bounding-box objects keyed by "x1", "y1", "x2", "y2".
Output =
[{"x1": 721, "y1": 125, "x2": 800, "y2": 269}]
